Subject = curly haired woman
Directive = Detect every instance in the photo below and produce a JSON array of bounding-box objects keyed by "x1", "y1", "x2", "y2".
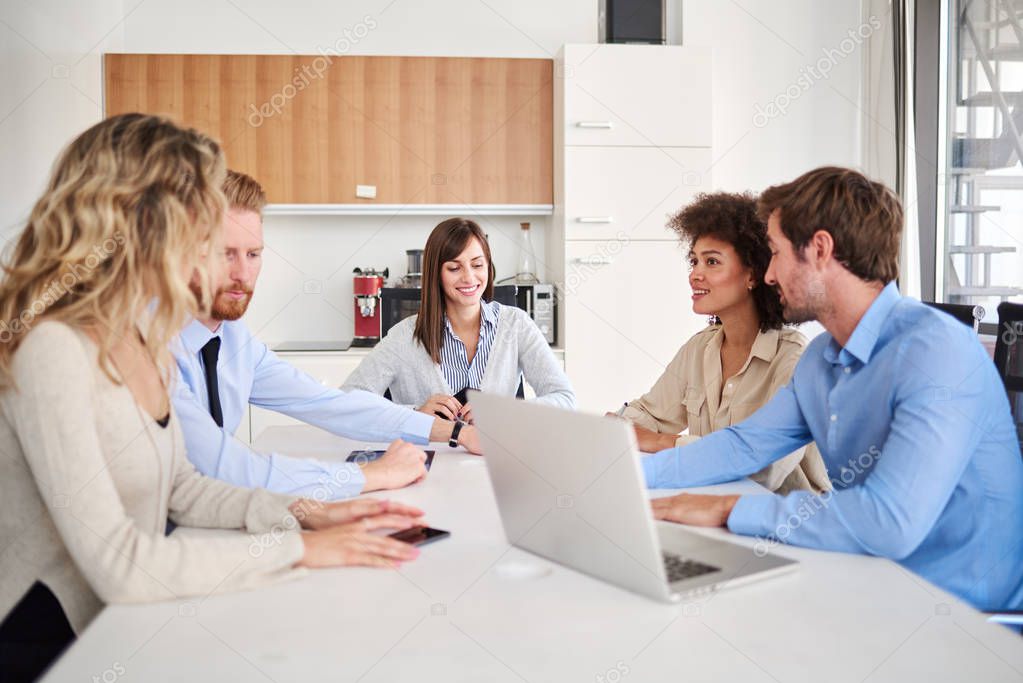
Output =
[{"x1": 614, "y1": 192, "x2": 829, "y2": 494}]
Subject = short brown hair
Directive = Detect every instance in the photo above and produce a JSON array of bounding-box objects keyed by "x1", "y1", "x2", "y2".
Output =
[
  {"x1": 668, "y1": 191, "x2": 785, "y2": 331},
  {"x1": 414, "y1": 218, "x2": 496, "y2": 363},
  {"x1": 222, "y1": 170, "x2": 267, "y2": 214},
  {"x1": 757, "y1": 166, "x2": 902, "y2": 284}
]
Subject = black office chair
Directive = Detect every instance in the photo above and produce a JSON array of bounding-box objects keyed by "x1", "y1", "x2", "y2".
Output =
[
  {"x1": 383, "y1": 378, "x2": 525, "y2": 406},
  {"x1": 988, "y1": 302, "x2": 1023, "y2": 633},
  {"x1": 993, "y1": 302, "x2": 1023, "y2": 452},
  {"x1": 923, "y1": 301, "x2": 985, "y2": 332}
]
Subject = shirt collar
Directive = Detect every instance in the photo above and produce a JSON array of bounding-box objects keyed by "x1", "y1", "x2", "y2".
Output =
[
  {"x1": 706, "y1": 325, "x2": 781, "y2": 364},
  {"x1": 180, "y1": 318, "x2": 221, "y2": 356},
  {"x1": 480, "y1": 299, "x2": 500, "y2": 327},
  {"x1": 750, "y1": 327, "x2": 782, "y2": 363},
  {"x1": 444, "y1": 300, "x2": 499, "y2": 336},
  {"x1": 825, "y1": 281, "x2": 900, "y2": 366}
]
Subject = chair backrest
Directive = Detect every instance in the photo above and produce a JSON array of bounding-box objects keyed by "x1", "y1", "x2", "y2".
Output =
[
  {"x1": 383, "y1": 377, "x2": 525, "y2": 403},
  {"x1": 924, "y1": 301, "x2": 986, "y2": 332},
  {"x1": 993, "y1": 302, "x2": 1023, "y2": 452}
]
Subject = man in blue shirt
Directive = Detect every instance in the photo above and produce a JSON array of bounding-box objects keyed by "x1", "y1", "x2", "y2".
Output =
[
  {"x1": 173, "y1": 171, "x2": 480, "y2": 501},
  {"x1": 645, "y1": 166, "x2": 1023, "y2": 611}
]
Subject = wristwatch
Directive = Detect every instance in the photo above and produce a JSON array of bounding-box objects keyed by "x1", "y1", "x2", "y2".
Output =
[{"x1": 448, "y1": 420, "x2": 464, "y2": 448}]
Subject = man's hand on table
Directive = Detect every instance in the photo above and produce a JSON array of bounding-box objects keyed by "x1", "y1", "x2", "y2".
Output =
[
  {"x1": 359, "y1": 439, "x2": 428, "y2": 492},
  {"x1": 651, "y1": 493, "x2": 741, "y2": 527},
  {"x1": 429, "y1": 418, "x2": 483, "y2": 455}
]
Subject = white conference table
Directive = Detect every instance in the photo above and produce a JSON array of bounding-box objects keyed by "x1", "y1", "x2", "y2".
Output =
[{"x1": 43, "y1": 425, "x2": 1023, "y2": 682}]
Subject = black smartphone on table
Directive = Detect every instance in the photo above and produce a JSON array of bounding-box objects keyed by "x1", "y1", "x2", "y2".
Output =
[
  {"x1": 388, "y1": 525, "x2": 450, "y2": 546},
  {"x1": 346, "y1": 449, "x2": 435, "y2": 470}
]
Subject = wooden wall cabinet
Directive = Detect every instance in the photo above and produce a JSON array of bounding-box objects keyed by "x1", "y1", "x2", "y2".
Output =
[{"x1": 104, "y1": 54, "x2": 553, "y2": 205}]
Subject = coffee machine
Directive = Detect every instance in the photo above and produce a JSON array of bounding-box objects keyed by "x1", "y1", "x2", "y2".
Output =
[{"x1": 352, "y1": 267, "x2": 388, "y2": 347}]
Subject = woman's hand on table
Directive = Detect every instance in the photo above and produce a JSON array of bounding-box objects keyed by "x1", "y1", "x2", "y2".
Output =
[
  {"x1": 291, "y1": 497, "x2": 424, "y2": 531},
  {"x1": 293, "y1": 498, "x2": 426, "y2": 569},
  {"x1": 633, "y1": 424, "x2": 679, "y2": 453},
  {"x1": 418, "y1": 394, "x2": 462, "y2": 421}
]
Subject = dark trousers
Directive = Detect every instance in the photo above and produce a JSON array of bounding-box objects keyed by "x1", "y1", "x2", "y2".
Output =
[{"x1": 0, "y1": 582, "x2": 75, "y2": 682}]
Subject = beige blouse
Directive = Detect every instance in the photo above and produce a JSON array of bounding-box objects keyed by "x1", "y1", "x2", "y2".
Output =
[
  {"x1": 0, "y1": 322, "x2": 306, "y2": 633},
  {"x1": 623, "y1": 324, "x2": 830, "y2": 494}
]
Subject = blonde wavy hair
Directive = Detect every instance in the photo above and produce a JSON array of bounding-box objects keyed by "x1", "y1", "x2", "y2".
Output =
[{"x1": 0, "y1": 113, "x2": 226, "y2": 388}]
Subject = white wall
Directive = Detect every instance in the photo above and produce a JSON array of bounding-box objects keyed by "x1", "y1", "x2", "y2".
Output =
[
  {"x1": 120, "y1": 0, "x2": 596, "y2": 57},
  {"x1": 683, "y1": 0, "x2": 864, "y2": 193},
  {"x1": 683, "y1": 0, "x2": 866, "y2": 341},
  {"x1": 0, "y1": 0, "x2": 125, "y2": 245},
  {"x1": 1, "y1": 0, "x2": 862, "y2": 345}
]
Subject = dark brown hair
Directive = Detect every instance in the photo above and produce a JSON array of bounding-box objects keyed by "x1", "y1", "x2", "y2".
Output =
[
  {"x1": 222, "y1": 169, "x2": 267, "y2": 214},
  {"x1": 668, "y1": 191, "x2": 785, "y2": 331},
  {"x1": 757, "y1": 166, "x2": 903, "y2": 284},
  {"x1": 414, "y1": 218, "x2": 495, "y2": 362}
]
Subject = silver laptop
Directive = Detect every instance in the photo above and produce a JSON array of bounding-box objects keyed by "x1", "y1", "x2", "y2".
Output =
[{"x1": 469, "y1": 391, "x2": 798, "y2": 603}]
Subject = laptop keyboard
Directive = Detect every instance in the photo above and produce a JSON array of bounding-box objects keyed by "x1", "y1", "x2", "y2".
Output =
[{"x1": 662, "y1": 552, "x2": 720, "y2": 583}]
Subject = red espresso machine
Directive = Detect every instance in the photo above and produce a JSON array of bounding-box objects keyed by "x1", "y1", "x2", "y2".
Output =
[{"x1": 352, "y1": 267, "x2": 389, "y2": 346}]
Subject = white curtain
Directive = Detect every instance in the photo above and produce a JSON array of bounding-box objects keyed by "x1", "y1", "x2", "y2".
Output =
[
  {"x1": 898, "y1": 0, "x2": 922, "y2": 298},
  {"x1": 862, "y1": 0, "x2": 922, "y2": 298}
]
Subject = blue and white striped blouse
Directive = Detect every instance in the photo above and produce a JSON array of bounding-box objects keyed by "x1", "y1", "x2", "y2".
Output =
[{"x1": 440, "y1": 300, "x2": 500, "y2": 392}]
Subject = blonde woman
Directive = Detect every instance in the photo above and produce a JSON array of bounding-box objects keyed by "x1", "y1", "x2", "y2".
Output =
[{"x1": 0, "y1": 114, "x2": 422, "y2": 680}]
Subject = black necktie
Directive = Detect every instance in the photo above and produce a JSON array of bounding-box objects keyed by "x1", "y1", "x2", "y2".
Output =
[{"x1": 199, "y1": 337, "x2": 224, "y2": 428}]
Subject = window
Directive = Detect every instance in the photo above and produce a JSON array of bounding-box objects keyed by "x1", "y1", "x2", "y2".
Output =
[{"x1": 938, "y1": 0, "x2": 1023, "y2": 324}]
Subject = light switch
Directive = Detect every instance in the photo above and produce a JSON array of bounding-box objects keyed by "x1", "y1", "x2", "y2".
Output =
[{"x1": 356, "y1": 184, "x2": 377, "y2": 199}]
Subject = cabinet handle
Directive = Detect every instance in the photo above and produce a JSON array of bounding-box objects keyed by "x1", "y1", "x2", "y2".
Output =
[
  {"x1": 570, "y1": 256, "x2": 614, "y2": 266},
  {"x1": 576, "y1": 216, "x2": 614, "y2": 224},
  {"x1": 575, "y1": 121, "x2": 614, "y2": 129}
]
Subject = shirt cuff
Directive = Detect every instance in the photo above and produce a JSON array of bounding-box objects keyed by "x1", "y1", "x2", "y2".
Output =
[
  {"x1": 726, "y1": 494, "x2": 776, "y2": 537},
  {"x1": 400, "y1": 408, "x2": 435, "y2": 445},
  {"x1": 641, "y1": 450, "x2": 668, "y2": 487},
  {"x1": 323, "y1": 462, "x2": 366, "y2": 499}
]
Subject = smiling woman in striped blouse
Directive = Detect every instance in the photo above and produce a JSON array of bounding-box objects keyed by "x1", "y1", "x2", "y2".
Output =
[{"x1": 344, "y1": 218, "x2": 575, "y2": 424}]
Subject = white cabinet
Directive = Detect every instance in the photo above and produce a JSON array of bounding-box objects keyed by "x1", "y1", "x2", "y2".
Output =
[
  {"x1": 562, "y1": 241, "x2": 708, "y2": 412},
  {"x1": 561, "y1": 44, "x2": 711, "y2": 147},
  {"x1": 554, "y1": 45, "x2": 712, "y2": 413},
  {"x1": 564, "y1": 146, "x2": 711, "y2": 241}
]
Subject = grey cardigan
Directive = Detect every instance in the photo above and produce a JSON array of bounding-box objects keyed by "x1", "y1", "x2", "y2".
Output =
[
  {"x1": 344, "y1": 304, "x2": 575, "y2": 410},
  {"x1": 0, "y1": 322, "x2": 305, "y2": 633}
]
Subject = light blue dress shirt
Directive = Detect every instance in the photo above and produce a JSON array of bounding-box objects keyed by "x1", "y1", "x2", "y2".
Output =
[
  {"x1": 172, "y1": 319, "x2": 435, "y2": 499},
  {"x1": 643, "y1": 283, "x2": 1023, "y2": 610}
]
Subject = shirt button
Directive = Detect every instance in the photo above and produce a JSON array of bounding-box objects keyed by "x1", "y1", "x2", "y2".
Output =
[
  {"x1": 830, "y1": 414, "x2": 838, "y2": 422},
  {"x1": 844, "y1": 367, "x2": 851, "y2": 374}
]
